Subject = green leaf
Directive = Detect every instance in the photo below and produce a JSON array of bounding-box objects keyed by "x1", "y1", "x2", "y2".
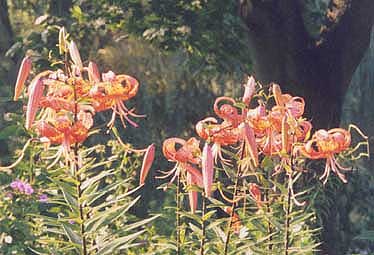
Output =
[
  {"x1": 80, "y1": 169, "x2": 115, "y2": 191},
  {"x1": 62, "y1": 223, "x2": 82, "y2": 246},
  {"x1": 85, "y1": 196, "x2": 140, "y2": 233},
  {"x1": 94, "y1": 230, "x2": 146, "y2": 254}
]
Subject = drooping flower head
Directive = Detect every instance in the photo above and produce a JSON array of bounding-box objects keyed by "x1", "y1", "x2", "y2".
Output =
[
  {"x1": 159, "y1": 137, "x2": 203, "y2": 188},
  {"x1": 89, "y1": 71, "x2": 142, "y2": 128},
  {"x1": 299, "y1": 128, "x2": 351, "y2": 184}
]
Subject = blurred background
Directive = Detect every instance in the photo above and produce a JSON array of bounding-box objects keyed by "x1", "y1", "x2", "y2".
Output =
[{"x1": 0, "y1": 1, "x2": 373, "y2": 254}]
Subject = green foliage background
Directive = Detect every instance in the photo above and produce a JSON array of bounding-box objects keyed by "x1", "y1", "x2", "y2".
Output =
[{"x1": 0, "y1": 0, "x2": 373, "y2": 254}]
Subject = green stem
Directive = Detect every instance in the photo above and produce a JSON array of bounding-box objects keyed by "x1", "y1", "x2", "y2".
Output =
[
  {"x1": 284, "y1": 174, "x2": 292, "y2": 255},
  {"x1": 223, "y1": 143, "x2": 245, "y2": 255},
  {"x1": 265, "y1": 187, "x2": 273, "y2": 253},
  {"x1": 72, "y1": 75, "x2": 87, "y2": 255},
  {"x1": 75, "y1": 150, "x2": 88, "y2": 255},
  {"x1": 176, "y1": 174, "x2": 181, "y2": 255},
  {"x1": 200, "y1": 193, "x2": 206, "y2": 255}
]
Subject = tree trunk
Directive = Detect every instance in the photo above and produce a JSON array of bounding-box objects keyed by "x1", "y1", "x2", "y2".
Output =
[
  {"x1": 49, "y1": 0, "x2": 72, "y2": 17},
  {"x1": 0, "y1": 0, "x2": 13, "y2": 88},
  {"x1": 240, "y1": 1, "x2": 374, "y2": 254},
  {"x1": 240, "y1": 0, "x2": 374, "y2": 128},
  {"x1": 0, "y1": 0, "x2": 12, "y2": 54}
]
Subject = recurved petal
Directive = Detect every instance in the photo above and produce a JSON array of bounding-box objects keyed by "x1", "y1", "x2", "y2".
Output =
[
  {"x1": 14, "y1": 56, "x2": 32, "y2": 101},
  {"x1": 162, "y1": 137, "x2": 186, "y2": 161},
  {"x1": 139, "y1": 144, "x2": 156, "y2": 185}
]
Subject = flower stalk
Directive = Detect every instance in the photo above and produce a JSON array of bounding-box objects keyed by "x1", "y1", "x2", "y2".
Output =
[
  {"x1": 176, "y1": 174, "x2": 181, "y2": 255},
  {"x1": 223, "y1": 142, "x2": 245, "y2": 255},
  {"x1": 200, "y1": 193, "x2": 206, "y2": 255}
]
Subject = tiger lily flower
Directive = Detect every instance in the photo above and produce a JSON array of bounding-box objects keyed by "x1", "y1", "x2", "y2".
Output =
[
  {"x1": 247, "y1": 105, "x2": 271, "y2": 136},
  {"x1": 272, "y1": 83, "x2": 305, "y2": 119},
  {"x1": 14, "y1": 56, "x2": 32, "y2": 101},
  {"x1": 214, "y1": 97, "x2": 244, "y2": 127},
  {"x1": 299, "y1": 128, "x2": 351, "y2": 184},
  {"x1": 159, "y1": 137, "x2": 202, "y2": 188},
  {"x1": 196, "y1": 117, "x2": 240, "y2": 164},
  {"x1": 89, "y1": 71, "x2": 143, "y2": 128}
]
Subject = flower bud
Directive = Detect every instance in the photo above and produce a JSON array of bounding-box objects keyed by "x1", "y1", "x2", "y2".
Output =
[
  {"x1": 242, "y1": 76, "x2": 256, "y2": 105},
  {"x1": 14, "y1": 56, "x2": 32, "y2": 101},
  {"x1": 69, "y1": 41, "x2": 83, "y2": 70},
  {"x1": 88, "y1": 61, "x2": 101, "y2": 82},
  {"x1": 241, "y1": 123, "x2": 259, "y2": 167},
  {"x1": 58, "y1": 27, "x2": 67, "y2": 55},
  {"x1": 139, "y1": 144, "x2": 155, "y2": 185},
  {"x1": 202, "y1": 143, "x2": 214, "y2": 197},
  {"x1": 26, "y1": 75, "x2": 44, "y2": 129}
]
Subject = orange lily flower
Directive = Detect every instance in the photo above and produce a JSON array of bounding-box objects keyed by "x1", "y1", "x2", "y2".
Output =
[
  {"x1": 300, "y1": 128, "x2": 351, "y2": 184},
  {"x1": 272, "y1": 83, "x2": 305, "y2": 119},
  {"x1": 247, "y1": 105, "x2": 271, "y2": 136},
  {"x1": 160, "y1": 137, "x2": 202, "y2": 187},
  {"x1": 89, "y1": 71, "x2": 142, "y2": 128},
  {"x1": 214, "y1": 97, "x2": 244, "y2": 127},
  {"x1": 196, "y1": 117, "x2": 240, "y2": 164}
]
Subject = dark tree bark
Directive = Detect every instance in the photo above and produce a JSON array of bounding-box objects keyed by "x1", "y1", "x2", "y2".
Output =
[
  {"x1": 49, "y1": 0, "x2": 73, "y2": 17},
  {"x1": 239, "y1": 1, "x2": 374, "y2": 254},
  {"x1": 0, "y1": 0, "x2": 14, "y2": 89},
  {"x1": 240, "y1": 0, "x2": 374, "y2": 128},
  {"x1": 0, "y1": 0, "x2": 12, "y2": 55}
]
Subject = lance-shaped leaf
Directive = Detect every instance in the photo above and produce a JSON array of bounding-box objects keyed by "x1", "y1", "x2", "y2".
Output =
[
  {"x1": 139, "y1": 143, "x2": 155, "y2": 185},
  {"x1": 14, "y1": 56, "x2": 32, "y2": 101},
  {"x1": 202, "y1": 143, "x2": 214, "y2": 197}
]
